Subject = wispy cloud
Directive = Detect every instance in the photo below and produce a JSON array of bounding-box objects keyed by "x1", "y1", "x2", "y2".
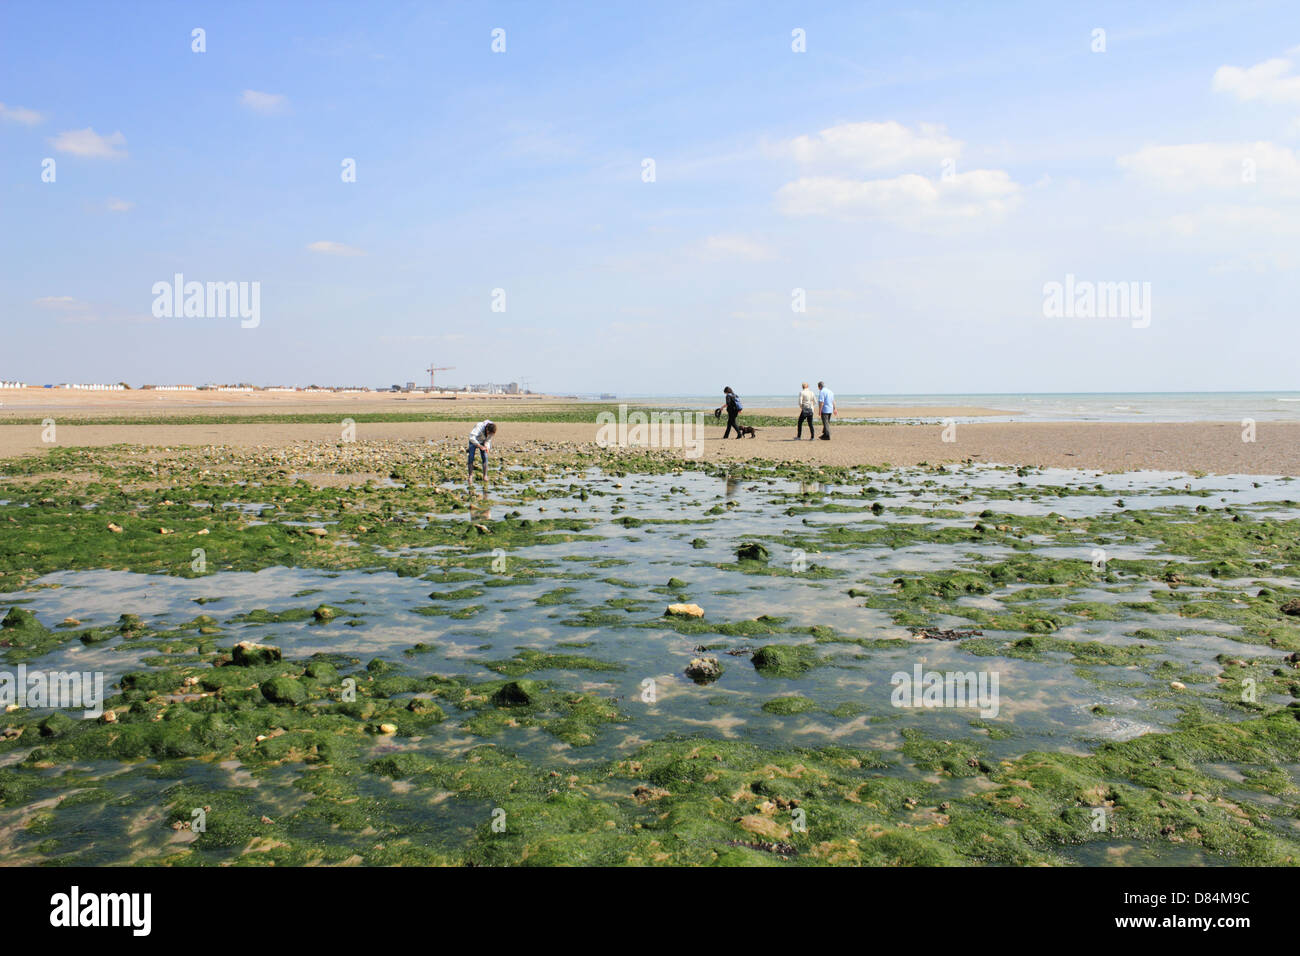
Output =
[
  {"x1": 50, "y1": 127, "x2": 127, "y2": 159},
  {"x1": 774, "y1": 120, "x2": 961, "y2": 172},
  {"x1": 105, "y1": 198, "x2": 133, "y2": 213},
  {"x1": 777, "y1": 169, "x2": 1020, "y2": 229},
  {"x1": 1117, "y1": 141, "x2": 1300, "y2": 197},
  {"x1": 1213, "y1": 55, "x2": 1300, "y2": 105},
  {"x1": 306, "y1": 240, "x2": 365, "y2": 256},
  {"x1": 241, "y1": 89, "x2": 288, "y2": 114},
  {"x1": 0, "y1": 102, "x2": 44, "y2": 125}
]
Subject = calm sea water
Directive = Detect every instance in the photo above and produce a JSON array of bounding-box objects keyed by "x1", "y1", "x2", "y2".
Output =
[{"x1": 622, "y1": 392, "x2": 1300, "y2": 423}]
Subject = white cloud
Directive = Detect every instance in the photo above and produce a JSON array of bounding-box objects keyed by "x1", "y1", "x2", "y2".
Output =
[
  {"x1": 306, "y1": 241, "x2": 365, "y2": 256},
  {"x1": 0, "y1": 102, "x2": 43, "y2": 125},
  {"x1": 776, "y1": 169, "x2": 1021, "y2": 228},
  {"x1": 699, "y1": 234, "x2": 776, "y2": 261},
  {"x1": 106, "y1": 198, "x2": 133, "y2": 213},
  {"x1": 1117, "y1": 141, "x2": 1300, "y2": 196},
  {"x1": 777, "y1": 121, "x2": 961, "y2": 172},
  {"x1": 241, "y1": 90, "x2": 288, "y2": 114},
  {"x1": 50, "y1": 128, "x2": 127, "y2": 159},
  {"x1": 1213, "y1": 56, "x2": 1300, "y2": 104}
]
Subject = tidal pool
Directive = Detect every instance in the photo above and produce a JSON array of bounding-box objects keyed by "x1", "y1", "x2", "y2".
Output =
[{"x1": 1, "y1": 463, "x2": 1298, "y2": 865}]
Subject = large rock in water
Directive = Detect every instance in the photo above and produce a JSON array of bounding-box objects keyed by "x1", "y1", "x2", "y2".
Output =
[
  {"x1": 736, "y1": 542, "x2": 770, "y2": 563},
  {"x1": 751, "y1": 644, "x2": 821, "y2": 678},
  {"x1": 685, "y1": 657, "x2": 722, "y2": 683},
  {"x1": 232, "y1": 641, "x2": 282, "y2": 667},
  {"x1": 665, "y1": 603, "x2": 704, "y2": 619}
]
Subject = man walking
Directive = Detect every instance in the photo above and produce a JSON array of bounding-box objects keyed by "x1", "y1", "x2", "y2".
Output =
[
  {"x1": 796, "y1": 382, "x2": 816, "y2": 440},
  {"x1": 817, "y1": 381, "x2": 835, "y2": 440}
]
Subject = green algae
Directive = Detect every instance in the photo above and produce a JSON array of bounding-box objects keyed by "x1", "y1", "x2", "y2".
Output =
[{"x1": 751, "y1": 644, "x2": 826, "y2": 678}]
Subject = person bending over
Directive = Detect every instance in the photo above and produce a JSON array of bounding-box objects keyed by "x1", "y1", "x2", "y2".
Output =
[{"x1": 467, "y1": 419, "x2": 496, "y2": 493}]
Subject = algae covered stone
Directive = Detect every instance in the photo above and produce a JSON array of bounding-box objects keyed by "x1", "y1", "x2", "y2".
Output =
[
  {"x1": 232, "y1": 641, "x2": 282, "y2": 667},
  {"x1": 304, "y1": 660, "x2": 338, "y2": 682},
  {"x1": 260, "y1": 677, "x2": 308, "y2": 705},
  {"x1": 1, "y1": 608, "x2": 39, "y2": 631},
  {"x1": 313, "y1": 604, "x2": 340, "y2": 622},
  {"x1": 751, "y1": 644, "x2": 822, "y2": 678},
  {"x1": 736, "y1": 542, "x2": 769, "y2": 563},
  {"x1": 39, "y1": 712, "x2": 76, "y2": 737},
  {"x1": 492, "y1": 679, "x2": 540, "y2": 707}
]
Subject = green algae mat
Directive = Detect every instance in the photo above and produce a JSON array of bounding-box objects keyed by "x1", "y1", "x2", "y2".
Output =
[{"x1": 2, "y1": 441, "x2": 1299, "y2": 865}]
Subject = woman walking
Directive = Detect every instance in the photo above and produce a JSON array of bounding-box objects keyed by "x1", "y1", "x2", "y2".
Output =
[{"x1": 722, "y1": 386, "x2": 743, "y2": 439}]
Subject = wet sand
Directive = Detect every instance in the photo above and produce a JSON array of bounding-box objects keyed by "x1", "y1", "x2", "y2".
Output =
[
  {"x1": 1, "y1": 419, "x2": 1295, "y2": 476},
  {"x1": 0, "y1": 389, "x2": 1011, "y2": 421}
]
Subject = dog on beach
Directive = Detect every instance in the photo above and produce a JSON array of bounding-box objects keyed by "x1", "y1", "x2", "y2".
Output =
[{"x1": 736, "y1": 424, "x2": 756, "y2": 438}]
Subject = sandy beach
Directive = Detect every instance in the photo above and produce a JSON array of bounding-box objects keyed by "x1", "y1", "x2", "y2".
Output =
[{"x1": 1, "y1": 417, "x2": 1294, "y2": 476}]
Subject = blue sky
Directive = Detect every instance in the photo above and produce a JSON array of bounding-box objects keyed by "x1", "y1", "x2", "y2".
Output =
[{"x1": 2, "y1": 0, "x2": 1298, "y2": 394}]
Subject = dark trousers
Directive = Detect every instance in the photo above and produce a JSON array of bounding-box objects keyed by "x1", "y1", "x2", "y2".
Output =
[
  {"x1": 797, "y1": 409, "x2": 814, "y2": 438},
  {"x1": 723, "y1": 412, "x2": 740, "y2": 438},
  {"x1": 820, "y1": 412, "x2": 832, "y2": 438}
]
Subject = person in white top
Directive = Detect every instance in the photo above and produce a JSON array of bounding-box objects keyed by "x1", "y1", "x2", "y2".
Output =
[
  {"x1": 796, "y1": 382, "x2": 817, "y2": 440},
  {"x1": 467, "y1": 420, "x2": 496, "y2": 492}
]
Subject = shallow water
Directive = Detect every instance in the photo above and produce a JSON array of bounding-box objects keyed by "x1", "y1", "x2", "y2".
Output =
[{"x1": 4, "y1": 465, "x2": 1298, "y2": 864}]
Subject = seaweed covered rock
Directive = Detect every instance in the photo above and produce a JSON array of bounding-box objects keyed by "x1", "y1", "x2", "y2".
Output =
[
  {"x1": 232, "y1": 641, "x2": 282, "y2": 667},
  {"x1": 492, "y1": 680, "x2": 540, "y2": 707},
  {"x1": 1, "y1": 607, "x2": 39, "y2": 631},
  {"x1": 751, "y1": 644, "x2": 822, "y2": 678},
  {"x1": 38, "y1": 712, "x2": 76, "y2": 738},
  {"x1": 304, "y1": 660, "x2": 338, "y2": 682},
  {"x1": 260, "y1": 677, "x2": 307, "y2": 705},
  {"x1": 736, "y1": 542, "x2": 770, "y2": 563}
]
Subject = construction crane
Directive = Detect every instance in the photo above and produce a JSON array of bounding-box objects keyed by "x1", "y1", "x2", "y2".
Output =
[{"x1": 426, "y1": 364, "x2": 454, "y2": 390}]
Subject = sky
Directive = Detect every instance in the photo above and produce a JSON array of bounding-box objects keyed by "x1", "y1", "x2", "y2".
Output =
[{"x1": 1, "y1": 0, "x2": 1298, "y2": 395}]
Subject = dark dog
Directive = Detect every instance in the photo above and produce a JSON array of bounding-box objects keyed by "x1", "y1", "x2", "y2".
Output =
[{"x1": 736, "y1": 424, "x2": 757, "y2": 438}]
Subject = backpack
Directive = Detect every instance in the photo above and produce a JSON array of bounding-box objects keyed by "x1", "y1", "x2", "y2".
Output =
[{"x1": 731, "y1": 394, "x2": 743, "y2": 412}]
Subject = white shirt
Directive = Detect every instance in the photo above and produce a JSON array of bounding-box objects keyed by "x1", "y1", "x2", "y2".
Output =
[
  {"x1": 469, "y1": 420, "x2": 494, "y2": 450},
  {"x1": 799, "y1": 388, "x2": 816, "y2": 412}
]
